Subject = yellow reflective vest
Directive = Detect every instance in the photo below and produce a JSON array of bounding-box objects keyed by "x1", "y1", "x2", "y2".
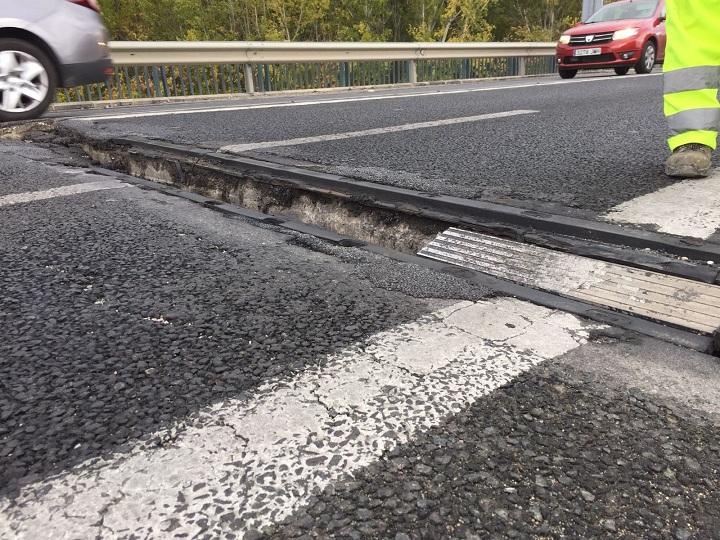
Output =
[{"x1": 664, "y1": 0, "x2": 720, "y2": 150}]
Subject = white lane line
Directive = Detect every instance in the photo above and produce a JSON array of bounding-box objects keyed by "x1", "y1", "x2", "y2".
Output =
[
  {"x1": 0, "y1": 180, "x2": 130, "y2": 208},
  {"x1": 0, "y1": 298, "x2": 596, "y2": 539},
  {"x1": 603, "y1": 169, "x2": 720, "y2": 239},
  {"x1": 75, "y1": 73, "x2": 662, "y2": 122},
  {"x1": 220, "y1": 110, "x2": 537, "y2": 153}
]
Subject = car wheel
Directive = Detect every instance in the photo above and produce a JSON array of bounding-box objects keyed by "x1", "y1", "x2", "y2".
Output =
[
  {"x1": 635, "y1": 41, "x2": 657, "y2": 74},
  {"x1": 614, "y1": 67, "x2": 630, "y2": 76},
  {"x1": 559, "y1": 69, "x2": 578, "y2": 79},
  {"x1": 0, "y1": 39, "x2": 57, "y2": 122}
]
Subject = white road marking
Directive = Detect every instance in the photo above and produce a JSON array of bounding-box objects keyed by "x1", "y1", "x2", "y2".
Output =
[
  {"x1": 220, "y1": 110, "x2": 537, "y2": 153},
  {"x1": 0, "y1": 298, "x2": 595, "y2": 539},
  {"x1": 74, "y1": 73, "x2": 661, "y2": 122},
  {"x1": 420, "y1": 228, "x2": 720, "y2": 334},
  {"x1": 603, "y1": 169, "x2": 720, "y2": 239},
  {"x1": 0, "y1": 180, "x2": 130, "y2": 208}
]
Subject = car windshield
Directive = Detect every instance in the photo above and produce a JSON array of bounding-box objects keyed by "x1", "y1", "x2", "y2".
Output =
[{"x1": 586, "y1": 1, "x2": 658, "y2": 23}]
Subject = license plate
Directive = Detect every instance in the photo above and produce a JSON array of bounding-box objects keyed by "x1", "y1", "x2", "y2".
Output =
[{"x1": 574, "y1": 48, "x2": 602, "y2": 57}]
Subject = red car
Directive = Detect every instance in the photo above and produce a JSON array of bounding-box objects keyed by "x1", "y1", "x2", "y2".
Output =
[{"x1": 556, "y1": 0, "x2": 666, "y2": 79}]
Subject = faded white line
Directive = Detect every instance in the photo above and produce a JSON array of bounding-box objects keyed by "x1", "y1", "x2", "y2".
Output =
[
  {"x1": 221, "y1": 110, "x2": 537, "y2": 153},
  {"x1": 0, "y1": 298, "x2": 595, "y2": 539},
  {"x1": 0, "y1": 180, "x2": 130, "y2": 208},
  {"x1": 603, "y1": 169, "x2": 720, "y2": 239},
  {"x1": 75, "y1": 73, "x2": 662, "y2": 122}
]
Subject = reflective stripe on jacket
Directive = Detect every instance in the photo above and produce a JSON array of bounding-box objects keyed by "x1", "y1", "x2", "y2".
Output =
[{"x1": 664, "y1": 0, "x2": 720, "y2": 150}]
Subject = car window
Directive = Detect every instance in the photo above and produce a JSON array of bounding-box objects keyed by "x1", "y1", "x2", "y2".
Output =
[{"x1": 586, "y1": 0, "x2": 659, "y2": 23}]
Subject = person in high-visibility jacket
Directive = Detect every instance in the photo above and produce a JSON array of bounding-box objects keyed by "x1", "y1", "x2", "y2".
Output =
[{"x1": 664, "y1": 0, "x2": 720, "y2": 178}]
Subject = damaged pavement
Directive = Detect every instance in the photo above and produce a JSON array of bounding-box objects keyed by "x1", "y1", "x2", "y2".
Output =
[{"x1": 1, "y1": 127, "x2": 720, "y2": 539}]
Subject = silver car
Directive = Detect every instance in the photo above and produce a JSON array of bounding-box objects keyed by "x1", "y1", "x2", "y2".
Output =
[{"x1": 0, "y1": 0, "x2": 112, "y2": 121}]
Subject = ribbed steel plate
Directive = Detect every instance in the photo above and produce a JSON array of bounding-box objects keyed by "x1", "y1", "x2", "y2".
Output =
[{"x1": 419, "y1": 228, "x2": 720, "y2": 334}]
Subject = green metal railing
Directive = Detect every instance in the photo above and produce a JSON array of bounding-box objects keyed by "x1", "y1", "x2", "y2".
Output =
[
  {"x1": 57, "y1": 57, "x2": 557, "y2": 104},
  {"x1": 55, "y1": 42, "x2": 559, "y2": 104}
]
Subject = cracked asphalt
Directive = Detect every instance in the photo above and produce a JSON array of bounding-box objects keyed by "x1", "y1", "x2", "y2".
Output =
[
  {"x1": 0, "y1": 141, "x2": 488, "y2": 496},
  {"x1": 2, "y1": 137, "x2": 720, "y2": 539}
]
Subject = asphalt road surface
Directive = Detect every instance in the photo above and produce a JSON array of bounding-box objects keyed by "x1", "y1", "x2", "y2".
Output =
[
  {"x1": 53, "y1": 72, "x2": 720, "y2": 244},
  {"x1": 1, "y1": 131, "x2": 720, "y2": 539},
  {"x1": 54, "y1": 72, "x2": 709, "y2": 210},
  {"x1": 2, "y1": 72, "x2": 720, "y2": 538}
]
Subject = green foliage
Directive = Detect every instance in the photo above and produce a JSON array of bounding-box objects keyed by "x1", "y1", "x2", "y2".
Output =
[
  {"x1": 98, "y1": 0, "x2": 582, "y2": 42},
  {"x1": 437, "y1": 0, "x2": 495, "y2": 42},
  {"x1": 488, "y1": 0, "x2": 582, "y2": 42}
]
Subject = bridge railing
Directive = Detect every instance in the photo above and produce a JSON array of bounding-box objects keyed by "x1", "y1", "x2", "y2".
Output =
[{"x1": 57, "y1": 41, "x2": 558, "y2": 104}]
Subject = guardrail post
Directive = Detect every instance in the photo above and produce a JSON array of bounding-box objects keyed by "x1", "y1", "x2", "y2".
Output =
[
  {"x1": 151, "y1": 66, "x2": 163, "y2": 97},
  {"x1": 408, "y1": 59, "x2": 418, "y2": 84},
  {"x1": 263, "y1": 64, "x2": 272, "y2": 91},
  {"x1": 159, "y1": 66, "x2": 170, "y2": 97},
  {"x1": 340, "y1": 62, "x2": 350, "y2": 87},
  {"x1": 518, "y1": 57, "x2": 527, "y2": 77},
  {"x1": 243, "y1": 64, "x2": 255, "y2": 93},
  {"x1": 462, "y1": 58, "x2": 471, "y2": 79}
]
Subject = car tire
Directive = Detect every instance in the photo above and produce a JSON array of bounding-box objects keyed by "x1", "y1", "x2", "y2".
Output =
[
  {"x1": 559, "y1": 69, "x2": 578, "y2": 79},
  {"x1": 0, "y1": 39, "x2": 57, "y2": 122},
  {"x1": 614, "y1": 67, "x2": 630, "y2": 76},
  {"x1": 635, "y1": 41, "x2": 657, "y2": 74}
]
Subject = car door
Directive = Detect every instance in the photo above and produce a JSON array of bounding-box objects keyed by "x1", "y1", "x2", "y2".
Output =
[{"x1": 655, "y1": 1, "x2": 667, "y2": 60}]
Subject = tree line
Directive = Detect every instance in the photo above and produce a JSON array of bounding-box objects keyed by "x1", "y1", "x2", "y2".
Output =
[{"x1": 99, "y1": 0, "x2": 583, "y2": 42}]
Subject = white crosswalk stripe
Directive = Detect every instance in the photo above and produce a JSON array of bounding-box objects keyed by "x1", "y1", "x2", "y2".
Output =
[
  {"x1": 604, "y1": 169, "x2": 720, "y2": 240},
  {"x1": 0, "y1": 298, "x2": 596, "y2": 539}
]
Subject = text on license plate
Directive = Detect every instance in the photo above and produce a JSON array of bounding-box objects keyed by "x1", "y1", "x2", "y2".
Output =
[{"x1": 574, "y1": 48, "x2": 602, "y2": 57}]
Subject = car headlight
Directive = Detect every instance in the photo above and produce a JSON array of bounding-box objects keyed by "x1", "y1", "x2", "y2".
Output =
[
  {"x1": 613, "y1": 28, "x2": 640, "y2": 40},
  {"x1": 558, "y1": 35, "x2": 571, "y2": 45}
]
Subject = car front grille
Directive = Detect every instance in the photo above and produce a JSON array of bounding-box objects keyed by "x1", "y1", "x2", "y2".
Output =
[
  {"x1": 569, "y1": 32, "x2": 614, "y2": 46},
  {"x1": 564, "y1": 53, "x2": 616, "y2": 64}
]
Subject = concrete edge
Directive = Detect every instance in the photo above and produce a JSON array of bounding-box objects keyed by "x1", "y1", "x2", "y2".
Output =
[{"x1": 114, "y1": 136, "x2": 720, "y2": 266}]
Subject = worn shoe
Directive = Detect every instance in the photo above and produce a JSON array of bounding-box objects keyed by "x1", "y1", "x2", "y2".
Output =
[{"x1": 665, "y1": 143, "x2": 713, "y2": 178}]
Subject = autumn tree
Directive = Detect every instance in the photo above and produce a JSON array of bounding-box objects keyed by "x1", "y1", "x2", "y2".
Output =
[{"x1": 98, "y1": 0, "x2": 583, "y2": 42}]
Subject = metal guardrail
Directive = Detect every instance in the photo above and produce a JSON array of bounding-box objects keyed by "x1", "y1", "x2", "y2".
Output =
[
  {"x1": 110, "y1": 41, "x2": 556, "y2": 64},
  {"x1": 58, "y1": 41, "x2": 558, "y2": 103}
]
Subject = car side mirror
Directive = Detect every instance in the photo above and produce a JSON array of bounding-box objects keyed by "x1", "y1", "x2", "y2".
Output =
[{"x1": 657, "y1": 15, "x2": 666, "y2": 22}]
